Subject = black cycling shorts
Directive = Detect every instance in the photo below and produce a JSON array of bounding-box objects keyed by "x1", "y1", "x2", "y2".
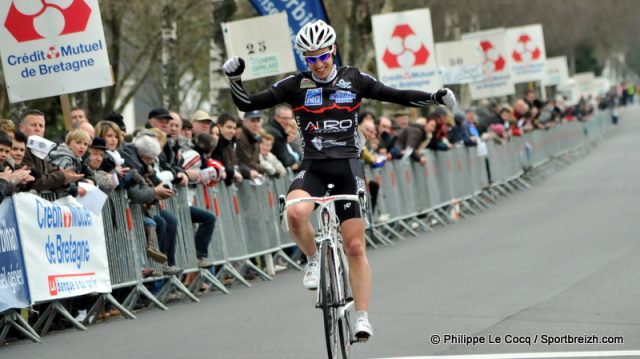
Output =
[{"x1": 288, "y1": 158, "x2": 366, "y2": 223}]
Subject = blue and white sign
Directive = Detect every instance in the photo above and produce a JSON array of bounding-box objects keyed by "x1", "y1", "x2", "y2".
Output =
[
  {"x1": 14, "y1": 193, "x2": 111, "y2": 302},
  {"x1": 0, "y1": 198, "x2": 30, "y2": 313},
  {"x1": 249, "y1": 0, "x2": 340, "y2": 72},
  {"x1": 0, "y1": 0, "x2": 113, "y2": 103}
]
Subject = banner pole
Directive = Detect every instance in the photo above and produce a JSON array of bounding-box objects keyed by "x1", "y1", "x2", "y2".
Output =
[{"x1": 60, "y1": 95, "x2": 73, "y2": 130}]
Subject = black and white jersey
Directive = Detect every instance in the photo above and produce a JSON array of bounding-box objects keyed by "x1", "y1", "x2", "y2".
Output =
[{"x1": 228, "y1": 66, "x2": 439, "y2": 160}]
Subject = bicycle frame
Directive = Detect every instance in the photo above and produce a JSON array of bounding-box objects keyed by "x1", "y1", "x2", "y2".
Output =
[{"x1": 279, "y1": 189, "x2": 367, "y2": 358}]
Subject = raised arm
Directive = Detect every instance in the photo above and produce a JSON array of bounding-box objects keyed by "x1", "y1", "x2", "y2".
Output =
[
  {"x1": 223, "y1": 57, "x2": 282, "y2": 112},
  {"x1": 357, "y1": 70, "x2": 457, "y2": 108}
]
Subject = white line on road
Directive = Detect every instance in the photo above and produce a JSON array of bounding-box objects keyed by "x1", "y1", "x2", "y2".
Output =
[{"x1": 375, "y1": 350, "x2": 640, "y2": 359}]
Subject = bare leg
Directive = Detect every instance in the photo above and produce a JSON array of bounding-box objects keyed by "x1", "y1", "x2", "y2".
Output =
[
  {"x1": 286, "y1": 190, "x2": 316, "y2": 256},
  {"x1": 341, "y1": 218, "x2": 370, "y2": 312}
]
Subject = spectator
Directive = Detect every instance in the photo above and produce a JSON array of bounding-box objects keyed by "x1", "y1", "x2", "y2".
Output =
[
  {"x1": 209, "y1": 123, "x2": 220, "y2": 149},
  {"x1": 105, "y1": 111, "x2": 127, "y2": 134},
  {"x1": 286, "y1": 119, "x2": 303, "y2": 167},
  {"x1": 181, "y1": 119, "x2": 193, "y2": 141},
  {"x1": 146, "y1": 108, "x2": 188, "y2": 187},
  {"x1": 78, "y1": 121, "x2": 95, "y2": 140},
  {"x1": 424, "y1": 116, "x2": 450, "y2": 151},
  {"x1": 258, "y1": 130, "x2": 286, "y2": 178},
  {"x1": 448, "y1": 112, "x2": 476, "y2": 147},
  {"x1": 0, "y1": 119, "x2": 15, "y2": 139},
  {"x1": 119, "y1": 132, "x2": 178, "y2": 273},
  {"x1": 95, "y1": 120, "x2": 129, "y2": 181},
  {"x1": 464, "y1": 109, "x2": 481, "y2": 145},
  {"x1": 10, "y1": 131, "x2": 27, "y2": 166},
  {"x1": 211, "y1": 114, "x2": 243, "y2": 185},
  {"x1": 394, "y1": 112, "x2": 411, "y2": 130},
  {"x1": 48, "y1": 129, "x2": 94, "y2": 197},
  {"x1": 85, "y1": 137, "x2": 116, "y2": 192},
  {"x1": 71, "y1": 107, "x2": 89, "y2": 127},
  {"x1": 0, "y1": 132, "x2": 14, "y2": 171},
  {"x1": 376, "y1": 116, "x2": 395, "y2": 157},
  {"x1": 191, "y1": 110, "x2": 214, "y2": 136},
  {"x1": 265, "y1": 104, "x2": 298, "y2": 171},
  {"x1": 20, "y1": 109, "x2": 84, "y2": 194},
  {"x1": 396, "y1": 117, "x2": 427, "y2": 164},
  {"x1": 236, "y1": 110, "x2": 264, "y2": 180}
]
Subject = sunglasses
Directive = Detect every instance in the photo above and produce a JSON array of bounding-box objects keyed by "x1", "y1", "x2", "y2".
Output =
[{"x1": 304, "y1": 49, "x2": 333, "y2": 65}]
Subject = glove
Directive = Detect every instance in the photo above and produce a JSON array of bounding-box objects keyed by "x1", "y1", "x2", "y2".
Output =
[
  {"x1": 222, "y1": 56, "x2": 245, "y2": 81},
  {"x1": 433, "y1": 88, "x2": 457, "y2": 108}
]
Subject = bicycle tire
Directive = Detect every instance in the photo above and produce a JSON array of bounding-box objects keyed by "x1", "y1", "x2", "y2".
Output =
[
  {"x1": 337, "y1": 244, "x2": 352, "y2": 358},
  {"x1": 320, "y1": 241, "x2": 340, "y2": 358}
]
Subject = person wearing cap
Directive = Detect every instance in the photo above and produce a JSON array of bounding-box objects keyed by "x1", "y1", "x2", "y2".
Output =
[
  {"x1": 84, "y1": 137, "x2": 116, "y2": 192},
  {"x1": 105, "y1": 111, "x2": 127, "y2": 134},
  {"x1": 223, "y1": 20, "x2": 458, "y2": 341},
  {"x1": 20, "y1": 109, "x2": 84, "y2": 193},
  {"x1": 236, "y1": 110, "x2": 264, "y2": 181},
  {"x1": 191, "y1": 110, "x2": 214, "y2": 136},
  {"x1": 146, "y1": 107, "x2": 188, "y2": 187}
]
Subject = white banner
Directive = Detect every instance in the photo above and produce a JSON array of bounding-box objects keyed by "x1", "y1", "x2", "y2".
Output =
[
  {"x1": 545, "y1": 56, "x2": 569, "y2": 86},
  {"x1": 222, "y1": 12, "x2": 296, "y2": 81},
  {"x1": 0, "y1": 0, "x2": 113, "y2": 103},
  {"x1": 574, "y1": 72, "x2": 596, "y2": 99},
  {"x1": 14, "y1": 193, "x2": 111, "y2": 302},
  {"x1": 435, "y1": 40, "x2": 483, "y2": 85},
  {"x1": 462, "y1": 28, "x2": 515, "y2": 100},
  {"x1": 372, "y1": 8, "x2": 442, "y2": 91},
  {"x1": 505, "y1": 24, "x2": 547, "y2": 83}
]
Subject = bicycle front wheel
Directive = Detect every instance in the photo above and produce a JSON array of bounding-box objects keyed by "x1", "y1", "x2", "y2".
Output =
[{"x1": 319, "y1": 241, "x2": 339, "y2": 358}]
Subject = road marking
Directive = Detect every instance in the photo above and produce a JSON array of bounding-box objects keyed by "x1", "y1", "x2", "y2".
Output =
[{"x1": 375, "y1": 351, "x2": 640, "y2": 359}]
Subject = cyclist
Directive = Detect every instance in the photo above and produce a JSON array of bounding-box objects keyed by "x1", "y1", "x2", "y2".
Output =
[{"x1": 222, "y1": 20, "x2": 456, "y2": 341}]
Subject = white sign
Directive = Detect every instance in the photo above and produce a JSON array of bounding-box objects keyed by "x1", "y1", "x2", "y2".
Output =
[
  {"x1": 372, "y1": 8, "x2": 442, "y2": 91},
  {"x1": 462, "y1": 28, "x2": 515, "y2": 100},
  {"x1": 222, "y1": 12, "x2": 296, "y2": 81},
  {"x1": 506, "y1": 24, "x2": 547, "y2": 83},
  {"x1": 14, "y1": 193, "x2": 111, "y2": 302},
  {"x1": 574, "y1": 72, "x2": 595, "y2": 99},
  {"x1": 435, "y1": 40, "x2": 483, "y2": 85},
  {"x1": 545, "y1": 56, "x2": 569, "y2": 86},
  {"x1": 0, "y1": 0, "x2": 113, "y2": 103}
]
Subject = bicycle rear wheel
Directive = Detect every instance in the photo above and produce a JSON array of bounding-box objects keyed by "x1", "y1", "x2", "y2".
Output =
[{"x1": 319, "y1": 241, "x2": 339, "y2": 358}]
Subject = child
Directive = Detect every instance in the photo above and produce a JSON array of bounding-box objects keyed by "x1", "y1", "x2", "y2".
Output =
[
  {"x1": 10, "y1": 131, "x2": 27, "y2": 166},
  {"x1": 0, "y1": 131, "x2": 14, "y2": 171},
  {"x1": 48, "y1": 128, "x2": 90, "y2": 196}
]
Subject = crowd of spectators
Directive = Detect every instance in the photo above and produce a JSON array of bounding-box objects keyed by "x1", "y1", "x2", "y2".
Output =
[{"x1": 0, "y1": 85, "x2": 628, "y2": 324}]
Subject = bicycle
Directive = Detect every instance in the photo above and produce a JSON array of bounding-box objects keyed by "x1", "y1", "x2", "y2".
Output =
[{"x1": 279, "y1": 187, "x2": 368, "y2": 359}]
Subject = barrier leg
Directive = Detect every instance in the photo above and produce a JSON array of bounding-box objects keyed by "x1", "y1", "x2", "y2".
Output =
[
  {"x1": 364, "y1": 232, "x2": 378, "y2": 249},
  {"x1": 157, "y1": 275, "x2": 200, "y2": 303},
  {"x1": 371, "y1": 226, "x2": 395, "y2": 246},
  {"x1": 0, "y1": 310, "x2": 41, "y2": 343},
  {"x1": 199, "y1": 269, "x2": 230, "y2": 294},
  {"x1": 123, "y1": 283, "x2": 169, "y2": 311},
  {"x1": 460, "y1": 200, "x2": 478, "y2": 215},
  {"x1": 382, "y1": 223, "x2": 407, "y2": 241},
  {"x1": 515, "y1": 177, "x2": 532, "y2": 189},
  {"x1": 218, "y1": 263, "x2": 252, "y2": 288},
  {"x1": 435, "y1": 208, "x2": 454, "y2": 224},
  {"x1": 396, "y1": 219, "x2": 419, "y2": 237},
  {"x1": 33, "y1": 301, "x2": 87, "y2": 335},
  {"x1": 242, "y1": 259, "x2": 273, "y2": 281},
  {"x1": 273, "y1": 249, "x2": 303, "y2": 271},
  {"x1": 84, "y1": 294, "x2": 136, "y2": 324},
  {"x1": 104, "y1": 294, "x2": 136, "y2": 319}
]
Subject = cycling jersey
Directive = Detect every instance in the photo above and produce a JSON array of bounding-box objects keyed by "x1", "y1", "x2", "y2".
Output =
[{"x1": 229, "y1": 66, "x2": 440, "y2": 160}]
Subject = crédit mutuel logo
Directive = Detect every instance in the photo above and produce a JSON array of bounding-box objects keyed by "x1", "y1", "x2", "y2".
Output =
[{"x1": 3, "y1": 0, "x2": 104, "y2": 78}]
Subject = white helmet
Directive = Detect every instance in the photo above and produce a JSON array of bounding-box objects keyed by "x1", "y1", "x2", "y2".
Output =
[{"x1": 295, "y1": 20, "x2": 336, "y2": 52}]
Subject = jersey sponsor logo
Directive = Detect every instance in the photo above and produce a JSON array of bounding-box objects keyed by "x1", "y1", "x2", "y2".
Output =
[
  {"x1": 355, "y1": 176, "x2": 366, "y2": 192},
  {"x1": 329, "y1": 90, "x2": 356, "y2": 104},
  {"x1": 300, "y1": 78, "x2": 316, "y2": 89},
  {"x1": 309, "y1": 137, "x2": 347, "y2": 151},
  {"x1": 304, "y1": 119, "x2": 353, "y2": 133},
  {"x1": 336, "y1": 79, "x2": 352, "y2": 89},
  {"x1": 343, "y1": 202, "x2": 352, "y2": 210},
  {"x1": 294, "y1": 170, "x2": 306, "y2": 181},
  {"x1": 304, "y1": 88, "x2": 323, "y2": 106}
]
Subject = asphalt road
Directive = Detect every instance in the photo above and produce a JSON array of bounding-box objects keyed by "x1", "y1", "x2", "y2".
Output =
[{"x1": 2, "y1": 107, "x2": 639, "y2": 359}]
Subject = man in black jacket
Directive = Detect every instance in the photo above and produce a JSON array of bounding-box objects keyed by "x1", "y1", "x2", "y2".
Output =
[{"x1": 265, "y1": 104, "x2": 299, "y2": 171}]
